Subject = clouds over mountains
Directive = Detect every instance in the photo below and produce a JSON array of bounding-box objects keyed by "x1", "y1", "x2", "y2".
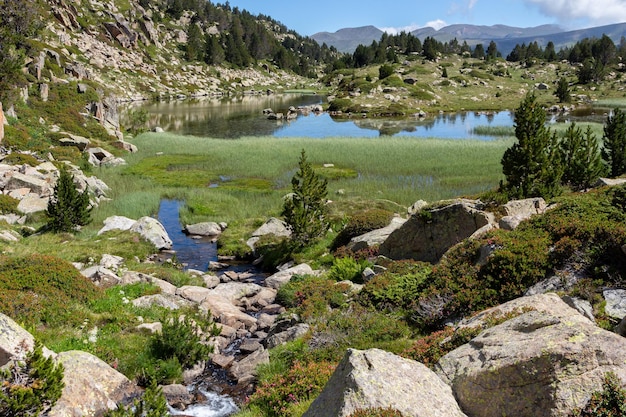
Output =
[{"x1": 526, "y1": 0, "x2": 626, "y2": 27}]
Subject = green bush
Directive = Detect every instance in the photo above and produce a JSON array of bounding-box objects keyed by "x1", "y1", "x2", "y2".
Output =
[
  {"x1": 359, "y1": 262, "x2": 431, "y2": 311},
  {"x1": 572, "y1": 372, "x2": 626, "y2": 416},
  {"x1": 0, "y1": 194, "x2": 19, "y2": 214},
  {"x1": 276, "y1": 275, "x2": 349, "y2": 320},
  {"x1": 2, "y1": 153, "x2": 40, "y2": 166},
  {"x1": 0, "y1": 341, "x2": 64, "y2": 417},
  {"x1": 328, "y1": 98, "x2": 353, "y2": 112},
  {"x1": 248, "y1": 360, "x2": 336, "y2": 417},
  {"x1": 0, "y1": 254, "x2": 101, "y2": 326},
  {"x1": 379, "y1": 64, "x2": 395, "y2": 80},
  {"x1": 327, "y1": 256, "x2": 371, "y2": 283}
]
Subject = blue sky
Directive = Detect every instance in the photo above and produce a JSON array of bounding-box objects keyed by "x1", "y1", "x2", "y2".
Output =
[{"x1": 227, "y1": 0, "x2": 626, "y2": 36}]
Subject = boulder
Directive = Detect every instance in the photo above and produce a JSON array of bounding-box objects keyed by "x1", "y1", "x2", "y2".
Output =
[
  {"x1": 210, "y1": 282, "x2": 263, "y2": 306},
  {"x1": 59, "y1": 134, "x2": 90, "y2": 151},
  {"x1": 0, "y1": 313, "x2": 40, "y2": 366},
  {"x1": 176, "y1": 285, "x2": 211, "y2": 304},
  {"x1": 200, "y1": 295, "x2": 257, "y2": 329},
  {"x1": 304, "y1": 348, "x2": 467, "y2": 417},
  {"x1": 228, "y1": 348, "x2": 270, "y2": 381},
  {"x1": 184, "y1": 222, "x2": 223, "y2": 236},
  {"x1": 132, "y1": 294, "x2": 194, "y2": 310},
  {"x1": 130, "y1": 216, "x2": 173, "y2": 250},
  {"x1": 251, "y1": 217, "x2": 291, "y2": 238},
  {"x1": 346, "y1": 216, "x2": 406, "y2": 252},
  {"x1": 49, "y1": 350, "x2": 141, "y2": 417},
  {"x1": 436, "y1": 293, "x2": 626, "y2": 417},
  {"x1": 500, "y1": 197, "x2": 547, "y2": 230},
  {"x1": 596, "y1": 177, "x2": 626, "y2": 187},
  {"x1": 6, "y1": 172, "x2": 51, "y2": 196},
  {"x1": 80, "y1": 266, "x2": 121, "y2": 288},
  {"x1": 603, "y1": 289, "x2": 626, "y2": 319},
  {"x1": 17, "y1": 195, "x2": 50, "y2": 214},
  {"x1": 265, "y1": 323, "x2": 310, "y2": 349},
  {"x1": 380, "y1": 200, "x2": 496, "y2": 263},
  {"x1": 98, "y1": 215, "x2": 137, "y2": 235},
  {"x1": 161, "y1": 384, "x2": 193, "y2": 411},
  {"x1": 265, "y1": 263, "x2": 314, "y2": 289}
]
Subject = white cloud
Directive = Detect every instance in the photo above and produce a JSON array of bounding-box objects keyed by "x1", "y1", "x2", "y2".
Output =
[
  {"x1": 525, "y1": 0, "x2": 626, "y2": 26},
  {"x1": 468, "y1": 0, "x2": 479, "y2": 9},
  {"x1": 379, "y1": 20, "x2": 447, "y2": 34}
]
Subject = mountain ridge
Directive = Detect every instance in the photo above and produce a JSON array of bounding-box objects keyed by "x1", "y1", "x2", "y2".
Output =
[{"x1": 311, "y1": 22, "x2": 626, "y2": 55}]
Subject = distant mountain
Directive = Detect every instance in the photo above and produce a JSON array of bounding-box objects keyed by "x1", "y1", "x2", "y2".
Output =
[
  {"x1": 310, "y1": 25, "x2": 384, "y2": 53},
  {"x1": 311, "y1": 23, "x2": 626, "y2": 56}
]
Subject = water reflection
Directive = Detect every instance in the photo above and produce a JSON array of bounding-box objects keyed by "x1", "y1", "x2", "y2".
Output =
[{"x1": 126, "y1": 95, "x2": 516, "y2": 139}]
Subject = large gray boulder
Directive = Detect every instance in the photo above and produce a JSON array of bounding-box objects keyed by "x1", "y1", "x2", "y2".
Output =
[
  {"x1": 346, "y1": 216, "x2": 407, "y2": 252},
  {"x1": 130, "y1": 216, "x2": 173, "y2": 250},
  {"x1": 184, "y1": 222, "x2": 223, "y2": 236},
  {"x1": 210, "y1": 282, "x2": 263, "y2": 306},
  {"x1": 380, "y1": 200, "x2": 495, "y2": 263},
  {"x1": 499, "y1": 197, "x2": 547, "y2": 230},
  {"x1": 304, "y1": 348, "x2": 467, "y2": 417},
  {"x1": 48, "y1": 350, "x2": 141, "y2": 417},
  {"x1": 97, "y1": 215, "x2": 137, "y2": 235},
  {"x1": 436, "y1": 293, "x2": 626, "y2": 417},
  {"x1": 0, "y1": 313, "x2": 43, "y2": 366}
]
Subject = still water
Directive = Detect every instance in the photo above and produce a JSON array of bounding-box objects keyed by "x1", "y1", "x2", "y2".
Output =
[{"x1": 129, "y1": 94, "x2": 514, "y2": 139}]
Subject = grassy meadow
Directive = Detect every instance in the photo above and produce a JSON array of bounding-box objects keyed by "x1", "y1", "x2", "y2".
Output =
[{"x1": 98, "y1": 132, "x2": 513, "y2": 227}]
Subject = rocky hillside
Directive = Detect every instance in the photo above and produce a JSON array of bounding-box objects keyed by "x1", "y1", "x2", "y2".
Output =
[{"x1": 26, "y1": 0, "x2": 327, "y2": 103}]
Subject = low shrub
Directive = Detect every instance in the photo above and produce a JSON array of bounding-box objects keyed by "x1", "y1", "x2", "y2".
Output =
[
  {"x1": 328, "y1": 98, "x2": 353, "y2": 112},
  {"x1": 358, "y1": 262, "x2": 431, "y2": 312},
  {"x1": 276, "y1": 275, "x2": 349, "y2": 319},
  {"x1": 2, "y1": 153, "x2": 40, "y2": 166},
  {"x1": 0, "y1": 254, "x2": 101, "y2": 326},
  {"x1": 349, "y1": 408, "x2": 405, "y2": 417},
  {"x1": 0, "y1": 194, "x2": 19, "y2": 214},
  {"x1": 247, "y1": 360, "x2": 336, "y2": 417},
  {"x1": 571, "y1": 372, "x2": 626, "y2": 416}
]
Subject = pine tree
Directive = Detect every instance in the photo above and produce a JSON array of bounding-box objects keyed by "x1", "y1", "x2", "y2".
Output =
[
  {"x1": 501, "y1": 93, "x2": 563, "y2": 198},
  {"x1": 560, "y1": 123, "x2": 605, "y2": 190},
  {"x1": 46, "y1": 167, "x2": 91, "y2": 233},
  {"x1": 555, "y1": 77, "x2": 571, "y2": 103},
  {"x1": 602, "y1": 107, "x2": 626, "y2": 177},
  {"x1": 282, "y1": 149, "x2": 329, "y2": 246}
]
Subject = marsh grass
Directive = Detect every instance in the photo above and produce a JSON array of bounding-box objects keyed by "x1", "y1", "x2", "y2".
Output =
[
  {"x1": 124, "y1": 133, "x2": 510, "y2": 218},
  {"x1": 471, "y1": 125, "x2": 515, "y2": 137}
]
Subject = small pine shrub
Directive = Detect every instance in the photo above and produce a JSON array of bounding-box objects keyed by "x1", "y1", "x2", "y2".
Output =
[
  {"x1": 0, "y1": 341, "x2": 65, "y2": 417},
  {"x1": 104, "y1": 381, "x2": 169, "y2": 417},
  {"x1": 328, "y1": 98, "x2": 352, "y2": 112},
  {"x1": 358, "y1": 262, "x2": 431, "y2": 311},
  {"x1": 572, "y1": 372, "x2": 626, "y2": 416},
  {"x1": 276, "y1": 275, "x2": 349, "y2": 320},
  {"x1": 149, "y1": 311, "x2": 219, "y2": 371},
  {"x1": 327, "y1": 256, "x2": 371, "y2": 283},
  {"x1": 46, "y1": 167, "x2": 91, "y2": 232}
]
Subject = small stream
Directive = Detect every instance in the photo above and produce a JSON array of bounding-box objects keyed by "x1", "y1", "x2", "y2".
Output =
[{"x1": 157, "y1": 199, "x2": 243, "y2": 416}]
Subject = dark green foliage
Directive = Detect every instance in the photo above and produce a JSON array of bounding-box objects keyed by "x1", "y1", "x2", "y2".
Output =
[
  {"x1": 0, "y1": 341, "x2": 64, "y2": 417},
  {"x1": 332, "y1": 209, "x2": 394, "y2": 250},
  {"x1": 0, "y1": 194, "x2": 19, "y2": 214},
  {"x1": 0, "y1": 254, "x2": 101, "y2": 326},
  {"x1": 555, "y1": 77, "x2": 571, "y2": 103},
  {"x1": 46, "y1": 167, "x2": 91, "y2": 233},
  {"x1": 104, "y1": 381, "x2": 168, "y2": 417},
  {"x1": 124, "y1": 108, "x2": 149, "y2": 136},
  {"x1": 282, "y1": 150, "x2": 329, "y2": 246},
  {"x1": 185, "y1": 23, "x2": 205, "y2": 61},
  {"x1": 328, "y1": 98, "x2": 354, "y2": 112},
  {"x1": 572, "y1": 372, "x2": 626, "y2": 417},
  {"x1": 349, "y1": 409, "x2": 405, "y2": 417},
  {"x1": 358, "y1": 262, "x2": 431, "y2": 312},
  {"x1": 276, "y1": 275, "x2": 348, "y2": 317},
  {"x1": 378, "y1": 64, "x2": 394, "y2": 80},
  {"x1": 149, "y1": 312, "x2": 219, "y2": 371},
  {"x1": 602, "y1": 108, "x2": 626, "y2": 177},
  {"x1": 501, "y1": 93, "x2": 563, "y2": 199},
  {"x1": 559, "y1": 123, "x2": 605, "y2": 190}
]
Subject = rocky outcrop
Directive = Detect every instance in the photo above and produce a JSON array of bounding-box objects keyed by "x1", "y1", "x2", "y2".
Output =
[
  {"x1": 436, "y1": 293, "x2": 626, "y2": 417},
  {"x1": 380, "y1": 200, "x2": 496, "y2": 263},
  {"x1": 265, "y1": 263, "x2": 315, "y2": 289},
  {"x1": 246, "y1": 217, "x2": 291, "y2": 250},
  {"x1": 499, "y1": 197, "x2": 547, "y2": 230},
  {"x1": 304, "y1": 348, "x2": 467, "y2": 417},
  {"x1": 346, "y1": 216, "x2": 406, "y2": 252},
  {"x1": 184, "y1": 221, "x2": 224, "y2": 236},
  {"x1": 129, "y1": 216, "x2": 173, "y2": 250}
]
